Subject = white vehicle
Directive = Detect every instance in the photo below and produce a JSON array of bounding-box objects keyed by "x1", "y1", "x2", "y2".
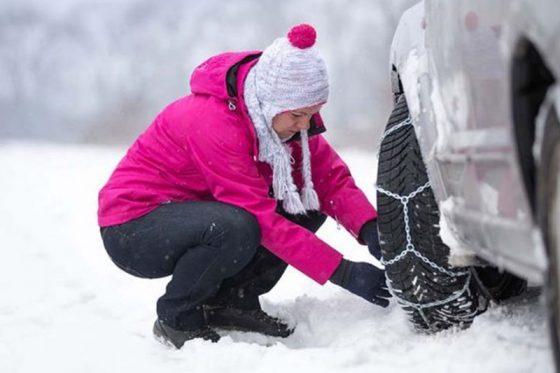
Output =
[{"x1": 378, "y1": 0, "x2": 560, "y2": 365}]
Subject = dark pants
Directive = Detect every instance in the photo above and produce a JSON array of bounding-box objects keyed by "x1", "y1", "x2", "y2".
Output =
[{"x1": 100, "y1": 201, "x2": 326, "y2": 330}]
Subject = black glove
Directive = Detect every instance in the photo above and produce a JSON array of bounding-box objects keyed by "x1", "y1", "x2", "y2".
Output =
[
  {"x1": 359, "y1": 219, "x2": 381, "y2": 260},
  {"x1": 330, "y1": 259, "x2": 391, "y2": 307}
]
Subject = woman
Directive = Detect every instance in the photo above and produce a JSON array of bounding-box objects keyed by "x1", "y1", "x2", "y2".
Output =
[{"x1": 98, "y1": 24, "x2": 390, "y2": 349}]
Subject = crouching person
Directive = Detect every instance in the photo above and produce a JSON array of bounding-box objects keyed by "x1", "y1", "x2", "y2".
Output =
[{"x1": 98, "y1": 24, "x2": 391, "y2": 349}]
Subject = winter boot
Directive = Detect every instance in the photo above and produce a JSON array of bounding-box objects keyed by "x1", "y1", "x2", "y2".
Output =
[
  {"x1": 204, "y1": 305, "x2": 294, "y2": 338},
  {"x1": 153, "y1": 319, "x2": 220, "y2": 348}
]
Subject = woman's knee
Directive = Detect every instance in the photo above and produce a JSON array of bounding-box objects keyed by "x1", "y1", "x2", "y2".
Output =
[{"x1": 205, "y1": 203, "x2": 261, "y2": 253}]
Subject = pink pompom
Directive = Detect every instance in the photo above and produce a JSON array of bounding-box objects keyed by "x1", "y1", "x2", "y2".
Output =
[{"x1": 287, "y1": 24, "x2": 317, "y2": 49}]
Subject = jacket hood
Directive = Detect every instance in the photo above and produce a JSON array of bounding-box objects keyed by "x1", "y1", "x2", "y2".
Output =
[
  {"x1": 189, "y1": 50, "x2": 327, "y2": 142},
  {"x1": 189, "y1": 51, "x2": 262, "y2": 100}
]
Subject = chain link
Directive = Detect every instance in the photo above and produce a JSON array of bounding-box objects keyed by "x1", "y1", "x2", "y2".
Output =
[
  {"x1": 377, "y1": 115, "x2": 471, "y2": 310},
  {"x1": 389, "y1": 271, "x2": 473, "y2": 310},
  {"x1": 377, "y1": 116, "x2": 412, "y2": 147}
]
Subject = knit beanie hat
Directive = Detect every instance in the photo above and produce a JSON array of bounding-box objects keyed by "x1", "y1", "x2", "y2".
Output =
[{"x1": 244, "y1": 24, "x2": 329, "y2": 215}]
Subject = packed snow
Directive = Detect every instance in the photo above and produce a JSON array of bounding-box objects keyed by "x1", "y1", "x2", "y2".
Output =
[{"x1": 0, "y1": 142, "x2": 554, "y2": 373}]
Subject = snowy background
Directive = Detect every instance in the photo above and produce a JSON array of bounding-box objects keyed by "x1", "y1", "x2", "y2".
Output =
[
  {"x1": 0, "y1": 144, "x2": 553, "y2": 373},
  {"x1": 0, "y1": 0, "x2": 555, "y2": 372},
  {"x1": 1, "y1": 0, "x2": 415, "y2": 149}
]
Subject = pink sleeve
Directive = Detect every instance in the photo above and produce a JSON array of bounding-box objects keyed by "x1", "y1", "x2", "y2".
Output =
[{"x1": 309, "y1": 135, "x2": 378, "y2": 242}]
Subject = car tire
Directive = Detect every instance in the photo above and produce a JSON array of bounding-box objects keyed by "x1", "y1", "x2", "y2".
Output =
[
  {"x1": 536, "y1": 94, "x2": 560, "y2": 370},
  {"x1": 376, "y1": 94, "x2": 482, "y2": 333}
]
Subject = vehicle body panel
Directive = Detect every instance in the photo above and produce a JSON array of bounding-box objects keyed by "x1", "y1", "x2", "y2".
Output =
[{"x1": 389, "y1": 0, "x2": 559, "y2": 283}]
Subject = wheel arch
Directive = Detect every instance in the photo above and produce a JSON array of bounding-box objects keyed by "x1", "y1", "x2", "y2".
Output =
[{"x1": 511, "y1": 36, "x2": 556, "y2": 216}]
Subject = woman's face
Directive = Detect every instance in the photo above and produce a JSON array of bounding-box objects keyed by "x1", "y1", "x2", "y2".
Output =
[{"x1": 272, "y1": 104, "x2": 323, "y2": 140}]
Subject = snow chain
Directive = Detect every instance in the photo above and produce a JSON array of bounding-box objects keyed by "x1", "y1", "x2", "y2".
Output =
[{"x1": 376, "y1": 116, "x2": 472, "y2": 311}]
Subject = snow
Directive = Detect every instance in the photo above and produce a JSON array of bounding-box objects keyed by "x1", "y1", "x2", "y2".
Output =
[
  {"x1": 439, "y1": 198, "x2": 477, "y2": 267},
  {"x1": 390, "y1": 2, "x2": 426, "y2": 128},
  {"x1": 0, "y1": 142, "x2": 554, "y2": 373}
]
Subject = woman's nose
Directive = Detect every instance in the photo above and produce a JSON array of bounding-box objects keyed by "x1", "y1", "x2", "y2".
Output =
[{"x1": 297, "y1": 119, "x2": 311, "y2": 130}]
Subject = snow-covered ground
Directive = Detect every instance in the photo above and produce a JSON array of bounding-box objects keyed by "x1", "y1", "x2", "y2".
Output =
[{"x1": 0, "y1": 142, "x2": 553, "y2": 373}]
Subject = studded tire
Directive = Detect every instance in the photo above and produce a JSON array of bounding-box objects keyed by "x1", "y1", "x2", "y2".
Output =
[{"x1": 376, "y1": 95, "x2": 482, "y2": 333}]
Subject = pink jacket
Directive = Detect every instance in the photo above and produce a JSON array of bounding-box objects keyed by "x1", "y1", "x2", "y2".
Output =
[{"x1": 98, "y1": 51, "x2": 377, "y2": 284}]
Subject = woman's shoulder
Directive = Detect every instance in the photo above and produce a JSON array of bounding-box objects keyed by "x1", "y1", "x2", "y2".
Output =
[
  {"x1": 159, "y1": 94, "x2": 255, "y2": 150},
  {"x1": 161, "y1": 94, "x2": 240, "y2": 125}
]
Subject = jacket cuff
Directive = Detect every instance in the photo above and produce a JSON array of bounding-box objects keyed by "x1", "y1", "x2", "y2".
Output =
[
  {"x1": 358, "y1": 219, "x2": 378, "y2": 245},
  {"x1": 329, "y1": 258, "x2": 350, "y2": 286}
]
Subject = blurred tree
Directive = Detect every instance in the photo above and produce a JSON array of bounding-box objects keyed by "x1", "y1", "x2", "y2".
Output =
[{"x1": 0, "y1": 0, "x2": 417, "y2": 149}]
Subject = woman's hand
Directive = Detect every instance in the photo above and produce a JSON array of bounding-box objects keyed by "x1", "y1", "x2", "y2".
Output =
[{"x1": 330, "y1": 259, "x2": 391, "y2": 307}]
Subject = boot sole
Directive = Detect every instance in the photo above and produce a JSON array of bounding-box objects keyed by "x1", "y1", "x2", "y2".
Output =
[
  {"x1": 209, "y1": 323, "x2": 293, "y2": 338},
  {"x1": 153, "y1": 333, "x2": 178, "y2": 349}
]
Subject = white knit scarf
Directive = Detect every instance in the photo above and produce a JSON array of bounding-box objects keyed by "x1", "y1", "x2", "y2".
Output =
[{"x1": 243, "y1": 67, "x2": 320, "y2": 215}]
